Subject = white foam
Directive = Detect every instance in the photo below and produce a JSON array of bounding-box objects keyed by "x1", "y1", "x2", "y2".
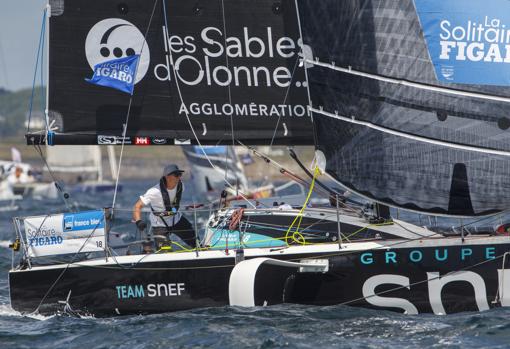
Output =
[
  {"x1": 0, "y1": 304, "x2": 55, "y2": 321},
  {"x1": 0, "y1": 205, "x2": 19, "y2": 212}
]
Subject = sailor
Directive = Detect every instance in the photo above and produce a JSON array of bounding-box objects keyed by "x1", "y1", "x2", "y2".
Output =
[
  {"x1": 7, "y1": 166, "x2": 34, "y2": 185},
  {"x1": 132, "y1": 164, "x2": 196, "y2": 249}
]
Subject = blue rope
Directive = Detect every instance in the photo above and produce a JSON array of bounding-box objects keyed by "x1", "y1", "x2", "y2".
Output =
[
  {"x1": 27, "y1": 8, "x2": 47, "y2": 134},
  {"x1": 40, "y1": 10, "x2": 46, "y2": 122}
]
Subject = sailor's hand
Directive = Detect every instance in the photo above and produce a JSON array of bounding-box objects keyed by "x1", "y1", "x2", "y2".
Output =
[{"x1": 135, "y1": 220, "x2": 147, "y2": 231}]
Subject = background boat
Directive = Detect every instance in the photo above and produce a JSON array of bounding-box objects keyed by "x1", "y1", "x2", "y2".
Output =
[{"x1": 45, "y1": 145, "x2": 121, "y2": 194}]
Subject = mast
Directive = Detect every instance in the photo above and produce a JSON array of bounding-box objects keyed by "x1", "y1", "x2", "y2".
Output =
[{"x1": 44, "y1": 1, "x2": 50, "y2": 133}]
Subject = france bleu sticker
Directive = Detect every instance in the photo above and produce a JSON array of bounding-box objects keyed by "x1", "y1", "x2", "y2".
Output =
[
  {"x1": 62, "y1": 210, "x2": 105, "y2": 232},
  {"x1": 85, "y1": 55, "x2": 140, "y2": 94},
  {"x1": 414, "y1": 0, "x2": 510, "y2": 86}
]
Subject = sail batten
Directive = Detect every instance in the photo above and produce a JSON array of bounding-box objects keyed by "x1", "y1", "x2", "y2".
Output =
[
  {"x1": 311, "y1": 107, "x2": 510, "y2": 157},
  {"x1": 305, "y1": 59, "x2": 510, "y2": 104}
]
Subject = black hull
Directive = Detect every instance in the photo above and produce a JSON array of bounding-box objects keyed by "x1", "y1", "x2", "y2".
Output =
[{"x1": 9, "y1": 238, "x2": 510, "y2": 316}]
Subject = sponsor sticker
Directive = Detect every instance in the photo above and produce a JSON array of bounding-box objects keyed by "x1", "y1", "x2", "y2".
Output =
[
  {"x1": 24, "y1": 210, "x2": 106, "y2": 257},
  {"x1": 151, "y1": 137, "x2": 168, "y2": 145},
  {"x1": 414, "y1": 0, "x2": 510, "y2": 85},
  {"x1": 85, "y1": 18, "x2": 150, "y2": 84},
  {"x1": 62, "y1": 211, "x2": 105, "y2": 232},
  {"x1": 97, "y1": 135, "x2": 132, "y2": 145},
  {"x1": 134, "y1": 137, "x2": 150, "y2": 145}
]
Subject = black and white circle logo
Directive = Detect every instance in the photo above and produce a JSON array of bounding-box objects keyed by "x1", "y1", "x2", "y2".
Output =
[{"x1": 85, "y1": 18, "x2": 150, "y2": 83}]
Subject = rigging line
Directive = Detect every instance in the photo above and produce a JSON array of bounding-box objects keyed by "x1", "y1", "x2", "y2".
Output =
[
  {"x1": 237, "y1": 140, "x2": 333, "y2": 198},
  {"x1": 111, "y1": 105, "x2": 131, "y2": 209},
  {"x1": 32, "y1": 216, "x2": 105, "y2": 313},
  {"x1": 269, "y1": 57, "x2": 300, "y2": 147},
  {"x1": 306, "y1": 58, "x2": 510, "y2": 104},
  {"x1": 285, "y1": 167, "x2": 320, "y2": 242},
  {"x1": 451, "y1": 208, "x2": 510, "y2": 230},
  {"x1": 288, "y1": 148, "x2": 354, "y2": 205},
  {"x1": 111, "y1": 0, "x2": 159, "y2": 210},
  {"x1": 161, "y1": 1, "x2": 255, "y2": 209},
  {"x1": 27, "y1": 8, "x2": 47, "y2": 133},
  {"x1": 293, "y1": 0, "x2": 317, "y2": 147},
  {"x1": 312, "y1": 106, "x2": 510, "y2": 158},
  {"x1": 40, "y1": 11, "x2": 46, "y2": 117},
  {"x1": 219, "y1": 0, "x2": 236, "y2": 191},
  {"x1": 33, "y1": 144, "x2": 71, "y2": 211},
  {"x1": 49, "y1": 260, "x2": 235, "y2": 271}
]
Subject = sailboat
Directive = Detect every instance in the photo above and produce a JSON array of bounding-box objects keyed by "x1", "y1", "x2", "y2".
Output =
[
  {"x1": 0, "y1": 165, "x2": 21, "y2": 211},
  {"x1": 45, "y1": 145, "x2": 121, "y2": 193},
  {"x1": 9, "y1": 0, "x2": 510, "y2": 316},
  {"x1": 0, "y1": 148, "x2": 57, "y2": 199}
]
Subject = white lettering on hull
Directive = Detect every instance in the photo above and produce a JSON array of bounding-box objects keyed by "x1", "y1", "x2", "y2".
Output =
[{"x1": 362, "y1": 275, "x2": 418, "y2": 314}]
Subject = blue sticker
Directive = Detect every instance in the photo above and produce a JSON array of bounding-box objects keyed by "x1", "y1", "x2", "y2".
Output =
[
  {"x1": 414, "y1": 0, "x2": 510, "y2": 86},
  {"x1": 85, "y1": 55, "x2": 140, "y2": 94},
  {"x1": 193, "y1": 146, "x2": 228, "y2": 155},
  {"x1": 208, "y1": 229, "x2": 286, "y2": 249},
  {"x1": 62, "y1": 210, "x2": 105, "y2": 232}
]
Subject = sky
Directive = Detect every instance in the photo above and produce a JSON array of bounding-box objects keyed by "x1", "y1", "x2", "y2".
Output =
[{"x1": 0, "y1": 0, "x2": 47, "y2": 91}]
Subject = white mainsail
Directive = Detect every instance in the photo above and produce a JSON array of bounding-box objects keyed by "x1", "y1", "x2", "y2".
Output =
[
  {"x1": 46, "y1": 146, "x2": 102, "y2": 180},
  {"x1": 45, "y1": 145, "x2": 118, "y2": 181}
]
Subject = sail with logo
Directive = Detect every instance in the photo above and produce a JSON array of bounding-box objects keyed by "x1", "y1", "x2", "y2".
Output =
[
  {"x1": 32, "y1": 0, "x2": 313, "y2": 145},
  {"x1": 296, "y1": 0, "x2": 510, "y2": 216}
]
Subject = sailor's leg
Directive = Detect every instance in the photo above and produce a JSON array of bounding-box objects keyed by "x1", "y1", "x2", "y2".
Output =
[
  {"x1": 152, "y1": 226, "x2": 171, "y2": 251},
  {"x1": 171, "y1": 217, "x2": 196, "y2": 248}
]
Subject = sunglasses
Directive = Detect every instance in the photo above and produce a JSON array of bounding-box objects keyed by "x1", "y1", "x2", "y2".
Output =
[{"x1": 167, "y1": 172, "x2": 182, "y2": 177}]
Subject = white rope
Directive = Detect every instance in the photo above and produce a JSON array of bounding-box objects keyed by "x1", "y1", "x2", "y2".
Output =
[
  {"x1": 161, "y1": 1, "x2": 255, "y2": 208},
  {"x1": 312, "y1": 106, "x2": 510, "y2": 157},
  {"x1": 306, "y1": 58, "x2": 510, "y2": 104},
  {"x1": 111, "y1": 0, "x2": 159, "y2": 210},
  {"x1": 269, "y1": 57, "x2": 300, "y2": 147},
  {"x1": 219, "y1": 0, "x2": 237, "y2": 193}
]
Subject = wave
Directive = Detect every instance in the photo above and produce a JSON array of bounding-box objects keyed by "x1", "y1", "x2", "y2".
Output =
[
  {"x1": 0, "y1": 304, "x2": 55, "y2": 321},
  {"x1": 0, "y1": 204, "x2": 19, "y2": 213}
]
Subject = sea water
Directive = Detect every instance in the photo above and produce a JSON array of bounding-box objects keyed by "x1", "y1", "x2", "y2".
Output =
[{"x1": 1, "y1": 180, "x2": 510, "y2": 349}]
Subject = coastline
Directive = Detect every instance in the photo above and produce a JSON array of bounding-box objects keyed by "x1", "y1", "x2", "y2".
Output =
[{"x1": 0, "y1": 138, "x2": 314, "y2": 180}]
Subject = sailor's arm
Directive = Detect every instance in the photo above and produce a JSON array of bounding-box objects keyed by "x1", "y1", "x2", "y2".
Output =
[{"x1": 133, "y1": 199, "x2": 147, "y2": 230}]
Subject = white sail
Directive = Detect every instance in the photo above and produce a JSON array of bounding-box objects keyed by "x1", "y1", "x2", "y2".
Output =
[{"x1": 46, "y1": 146, "x2": 102, "y2": 176}]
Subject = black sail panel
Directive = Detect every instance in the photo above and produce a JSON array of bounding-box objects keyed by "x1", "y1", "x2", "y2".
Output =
[
  {"x1": 298, "y1": 0, "x2": 510, "y2": 215},
  {"x1": 41, "y1": 0, "x2": 312, "y2": 145}
]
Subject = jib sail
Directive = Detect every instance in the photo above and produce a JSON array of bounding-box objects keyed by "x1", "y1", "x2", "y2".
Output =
[
  {"x1": 298, "y1": 0, "x2": 510, "y2": 216},
  {"x1": 32, "y1": 0, "x2": 312, "y2": 145}
]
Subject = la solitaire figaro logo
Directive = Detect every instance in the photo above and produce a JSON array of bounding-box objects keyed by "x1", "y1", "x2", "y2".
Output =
[
  {"x1": 414, "y1": 0, "x2": 510, "y2": 86},
  {"x1": 85, "y1": 18, "x2": 150, "y2": 84}
]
